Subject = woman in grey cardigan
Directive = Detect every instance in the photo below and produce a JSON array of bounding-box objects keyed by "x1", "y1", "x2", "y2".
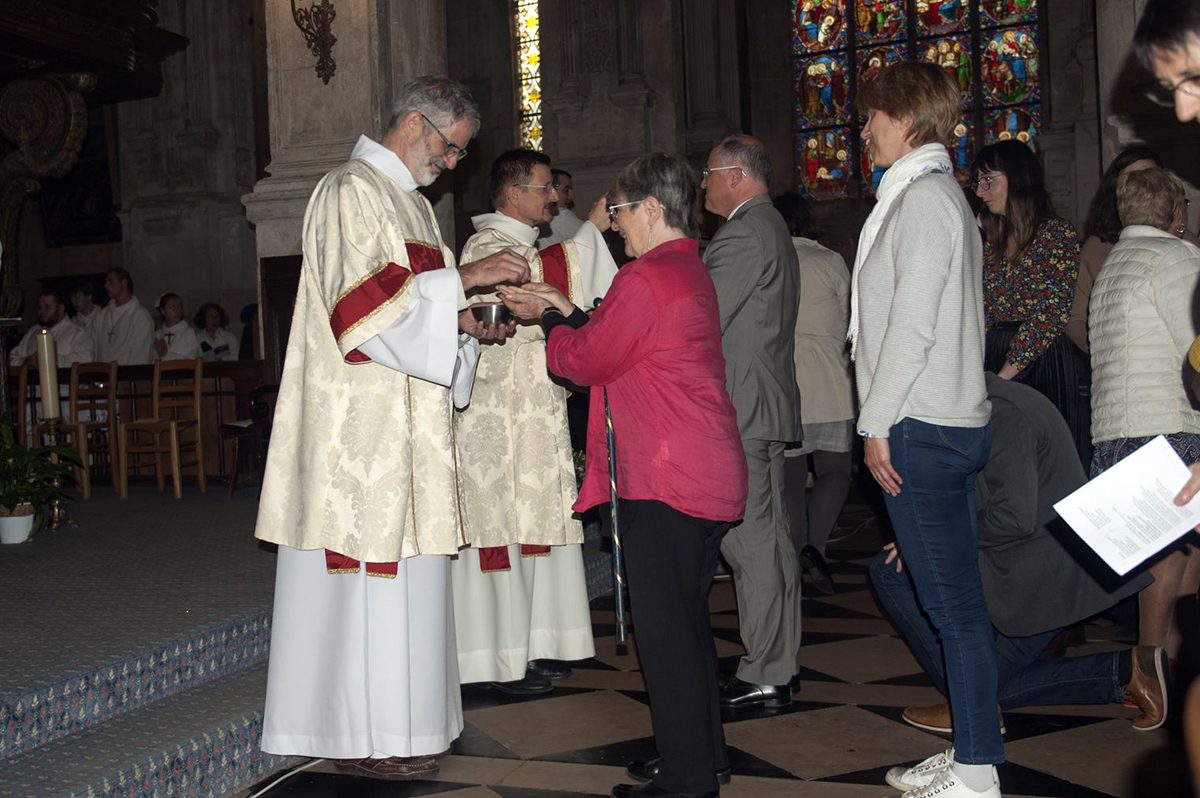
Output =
[{"x1": 851, "y1": 62, "x2": 997, "y2": 798}]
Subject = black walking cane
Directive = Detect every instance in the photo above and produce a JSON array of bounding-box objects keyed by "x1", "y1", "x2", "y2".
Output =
[{"x1": 603, "y1": 387, "x2": 629, "y2": 651}]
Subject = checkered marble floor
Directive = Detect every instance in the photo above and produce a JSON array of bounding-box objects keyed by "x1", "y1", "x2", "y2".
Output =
[{"x1": 247, "y1": 500, "x2": 1192, "y2": 798}]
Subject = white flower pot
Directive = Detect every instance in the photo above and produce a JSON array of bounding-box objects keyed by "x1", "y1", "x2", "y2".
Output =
[{"x1": 0, "y1": 506, "x2": 36, "y2": 544}]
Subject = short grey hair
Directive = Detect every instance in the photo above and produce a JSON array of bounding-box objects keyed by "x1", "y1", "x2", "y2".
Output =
[
  {"x1": 612, "y1": 153, "x2": 700, "y2": 236},
  {"x1": 714, "y1": 134, "x2": 772, "y2": 185},
  {"x1": 1117, "y1": 167, "x2": 1185, "y2": 230},
  {"x1": 387, "y1": 75, "x2": 481, "y2": 135}
]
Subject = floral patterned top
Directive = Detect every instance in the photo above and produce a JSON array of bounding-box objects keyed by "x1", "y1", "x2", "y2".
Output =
[{"x1": 983, "y1": 217, "x2": 1080, "y2": 372}]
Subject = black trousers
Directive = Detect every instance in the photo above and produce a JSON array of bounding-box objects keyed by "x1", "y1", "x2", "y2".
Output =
[{"x1": 621, "y1": 498, "x2": 730, "y2": 794}]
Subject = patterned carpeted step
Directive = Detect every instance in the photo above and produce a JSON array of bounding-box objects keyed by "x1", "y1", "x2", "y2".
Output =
[
  {"x1": 0, "y1": 663, "x2": 295, "y2": 798},
  {"x1": 0, "y1": 608, "x2": 271, "y2": 760}
]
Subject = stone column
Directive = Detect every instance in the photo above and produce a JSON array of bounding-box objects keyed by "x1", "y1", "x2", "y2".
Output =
[
  {"x1": 539, "y1": 0, "x2": 686, "y2": 210},
  {"x1": 1039, "y1": 0, "x2": 1098, "y2": 229},
  {"x1": 117, "y1": 0, "x2": 260, "y2": 331},
  {"x1": 243, "y1": 0, "x2": 451, "y2": 262}
]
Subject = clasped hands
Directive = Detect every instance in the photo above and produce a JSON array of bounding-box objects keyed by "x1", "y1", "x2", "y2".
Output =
[{"x1": 457, "y1": 249, "x2": 527, "y2": 342}]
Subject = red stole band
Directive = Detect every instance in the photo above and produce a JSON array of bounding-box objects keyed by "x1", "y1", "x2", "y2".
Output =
[
  {"x1": 324, "y1": 549, "x2": 398, "y2": 579},
  {"x1": 478, "y1": 544, "x2": 551, "y2": 573},
  {"x1": 538, "y1": 243, "x2": 571, "y2": 299},
  {"x1": 330, "y1": 241, "x2": 447, "y2": 362}
]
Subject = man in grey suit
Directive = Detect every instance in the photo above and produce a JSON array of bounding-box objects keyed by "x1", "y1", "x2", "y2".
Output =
[{"x1": 702, "y1": 134, "x2": 803, "y2": 709}]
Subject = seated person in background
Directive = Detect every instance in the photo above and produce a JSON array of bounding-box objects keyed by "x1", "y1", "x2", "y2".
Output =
[
  {"x1": 194, "y1": 302, "x2": 239, "y2": 361},
  {"x1": 154, "y1": 293, "x2": 200, "y2": 360},
  {"x1": 873, "y1": 374, "x2": 1161, "y2": 798},
  {"x1": 69, "y1": 281, "x2": 100, "y2": 348},
  {"x1": 97, "y1": 268, "x2": 155, "y2": 365},
  {"x1": 10, "y1": 290, "x2": 96, "y2": 367}
]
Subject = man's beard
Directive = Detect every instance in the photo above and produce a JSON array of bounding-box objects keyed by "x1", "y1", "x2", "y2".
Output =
[{"x1": 411, "y1": 139, "x2": 446, "y2": 187}]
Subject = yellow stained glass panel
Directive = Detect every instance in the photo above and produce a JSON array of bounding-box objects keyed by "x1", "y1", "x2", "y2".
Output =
[{"x1": 514, "y1": 0, "x2": 542, "y2": 149}]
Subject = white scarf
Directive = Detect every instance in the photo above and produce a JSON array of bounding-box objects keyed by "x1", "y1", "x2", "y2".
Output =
[{"x1": 847, "y1": 143, "x2": 952, "y2": 360}]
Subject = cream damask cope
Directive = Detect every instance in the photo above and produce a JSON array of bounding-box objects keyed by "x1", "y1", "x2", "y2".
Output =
[
  {"x1": 455, "y1": 217, "x2": 616, "y2": 548},
  {"x1": 255, "y1": 159, "x2": 467, "y2": 563}
]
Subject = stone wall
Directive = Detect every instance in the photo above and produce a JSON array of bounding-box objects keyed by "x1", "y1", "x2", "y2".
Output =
[{"x1": 113, "y1": 0, "x2": 260, "y2": 334}]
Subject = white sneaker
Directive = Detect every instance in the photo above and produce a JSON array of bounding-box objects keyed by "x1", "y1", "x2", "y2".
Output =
[
  {"x1": 885, "y1": 749, "x2": 954, "y2": 791},
  {"x1": 898, "y1": 767, "x2": 1001, "y2": 798}
]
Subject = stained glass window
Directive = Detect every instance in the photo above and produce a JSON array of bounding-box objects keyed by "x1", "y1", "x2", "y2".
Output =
[
  {"x1": 513, "y1": 0, "x2": 542, "y2": 150},
  {"x1": 792, "y1": 0, "x2": 1042, "y2": 199}
]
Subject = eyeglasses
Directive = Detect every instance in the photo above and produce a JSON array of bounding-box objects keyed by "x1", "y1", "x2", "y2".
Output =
[
  {"x1": 418, "y1": 111, "x2": 468, "y2": 160},
  {"x1": 701, "y1": 165, "x2": 742, "y2": 180},
  {"x1": 606, "y1": 200, "x2": 640, "y2": 221},
  {"x1": 1142, "y1": 76, "x2": 1200, "y2": 108},
  {"x1": 514, "y1": 182, "x2": 555, "y2": 194},
  {"x1": 974, "y1": 174, "x2": 998, "y2": 191}
]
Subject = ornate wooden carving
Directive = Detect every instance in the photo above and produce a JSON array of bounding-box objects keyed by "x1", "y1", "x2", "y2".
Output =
[
  {"x1": 0, "y1": 73, "x2": 94, "y2": 315},
  {"x1": 290, "y1": 0, "x2": 338, "y2": 85}
]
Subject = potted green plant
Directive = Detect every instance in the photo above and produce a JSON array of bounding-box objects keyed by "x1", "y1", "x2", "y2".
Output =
[{"x1": 0, "y1": 413, "x2": 80, "y2": 544}]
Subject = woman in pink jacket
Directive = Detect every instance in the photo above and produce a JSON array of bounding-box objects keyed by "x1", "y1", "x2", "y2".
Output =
[{"x1": 501, "y1": 153, "x2": 746, "y2": 798}]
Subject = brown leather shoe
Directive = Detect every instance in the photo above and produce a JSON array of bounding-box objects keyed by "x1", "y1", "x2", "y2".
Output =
[
  {"x1": 901, "y1": 700, "x2": 1006, "y2": 735},
  {"x1": 333, "y1": 755, "x2": 440, "y2": 780},
  {"x1": 1125, "y1": 645, "x2": 1171, "y2": 731}
]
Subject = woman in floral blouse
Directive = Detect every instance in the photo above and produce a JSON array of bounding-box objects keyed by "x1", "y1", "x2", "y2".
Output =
[{"x1": 972, "y1": 140, "x2": 1090, "y2": 465}]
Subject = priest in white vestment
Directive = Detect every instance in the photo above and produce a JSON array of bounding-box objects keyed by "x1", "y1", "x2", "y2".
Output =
[
  {"x1": 9, "y1": 291, "x2": 96, "y2": 367},
  {"x1": 96, "y1": 268, "x2": 155, "y2": 365},
  {"x1": 537, "y1": 168, "x2": 586, "y2": 248},
  {"x1": 255, "y1": 76, "x2": 530, "y2": 782},
  {"x1": 453, "y1": 150, "x2": 616, "y2": 691}
]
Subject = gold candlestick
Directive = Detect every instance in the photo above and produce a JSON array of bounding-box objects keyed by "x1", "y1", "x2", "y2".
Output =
[{"x1": 43, "y1": 416, "x2": 69, "y2": 529}]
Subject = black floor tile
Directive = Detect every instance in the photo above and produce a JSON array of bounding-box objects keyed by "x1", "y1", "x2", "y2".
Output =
[
  {"x1": 256, "y1": 770, "x2": 476, "y2": 797},
  {"x1": 491, "y1": 787, "x2": 608, "y2": 798},
  {"x1": 450, "y1": 722, "x2": 521, "y2": 759},
  {"x1": 533, "y1": 734, "x2": 659, "y2": 768},
  {"x1": 461, "y1": 684, "x2": 597, "y2": 711}
]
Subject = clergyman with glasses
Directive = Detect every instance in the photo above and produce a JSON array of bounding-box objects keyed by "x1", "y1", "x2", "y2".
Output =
[
  {"x1": 700, "y1": 134, "x2": 804, "y2": 711},
  {"x1": 255, "y1": 75, "x2": 531, "y2": 781},
  {"x1": 451, "y1": 148, "x2": 616, "y2": 695},
  {"x1": 1136, "y1": 0, "x2": 1200, "y2": 124}
]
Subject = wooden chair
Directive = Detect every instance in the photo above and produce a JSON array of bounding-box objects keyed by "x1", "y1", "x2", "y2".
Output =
[
  {"x1": 8, "y1": 362, "x2": 29, "y2": 447},
  {"x1": 118, "y1": 359, "x2": 208, "y2": 499},
  {"x1": 220, "y1": 383, "x2": 279, "y2": 496},
  {"x1": 34, "y1": 362, "x2": 118, "y2": 499}
]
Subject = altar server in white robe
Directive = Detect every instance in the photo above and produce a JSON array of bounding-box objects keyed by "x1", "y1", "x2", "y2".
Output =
[
  {"x1": 9, "y1": 291, "x2": 96, "y2": 367},
  {"x1": 453, "y1": 149, "x2": 617, "y2": 690},
  {"x1": 153, "y1": 293, "x2": 201, "y2": 360},
  {"x1": 256, "y1": 76, "x2": 530, "y2": 782},
  {"x1": 96, "y1": 268, "x2": 155, "y2": 365}
]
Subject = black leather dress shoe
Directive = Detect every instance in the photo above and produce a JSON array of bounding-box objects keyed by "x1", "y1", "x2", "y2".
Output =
[
  {"x1": 527, "y1": 658, "x2": 573, "y2": 680},
  {"x1": 719, "y1": 677, "x2": 790, "y2": 708},
  {"x1": 626, "y1": 757, "x2": 731, "y2": 785},
  {"x1": 611, "y1": 781, "x2": 718, "y2": 798},
  {"x1": 485, "y1": 673, "x2": 553, "y2": 695},
  {"x1": 800, "y1": 545, "x2": 836, "y2": 596}
]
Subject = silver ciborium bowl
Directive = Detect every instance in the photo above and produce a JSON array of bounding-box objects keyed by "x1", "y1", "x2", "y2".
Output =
[{"x1": 471, "y1": 302, "x2": 513, "y2": 326}]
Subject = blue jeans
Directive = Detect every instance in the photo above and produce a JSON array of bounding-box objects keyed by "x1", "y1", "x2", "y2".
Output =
[
  {"x1": 882, "y1": 418, "x2": 999, "y2": 764},
  {"x1": 870, "y1": 553, "x2": 1125, "y2": 711}
]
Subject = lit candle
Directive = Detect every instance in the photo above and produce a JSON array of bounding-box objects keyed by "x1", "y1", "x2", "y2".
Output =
[{"x1": 35, "y1": 329, "x2": 59, "y2": 420}]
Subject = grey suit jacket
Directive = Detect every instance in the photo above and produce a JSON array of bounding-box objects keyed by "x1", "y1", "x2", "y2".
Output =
[
  {"x1": 703, "y1": 194, "x2": 802, "y2": 441},
  {"x1": 978, "y1": 374, "x2": 1150, "y2": 637}
]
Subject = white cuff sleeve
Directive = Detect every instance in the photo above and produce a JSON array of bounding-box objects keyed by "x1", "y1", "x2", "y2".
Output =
[
  {"x1": 355, "y1": 268, "x2": 463, "y2": 386},
  {"x1": 452, "y1": 335, "x2": 481, "y2": 409}
]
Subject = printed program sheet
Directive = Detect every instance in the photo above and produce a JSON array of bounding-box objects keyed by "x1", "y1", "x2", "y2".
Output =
[{"x1": 1054, "y1": 436, "x2": 1200, "y2": 575}]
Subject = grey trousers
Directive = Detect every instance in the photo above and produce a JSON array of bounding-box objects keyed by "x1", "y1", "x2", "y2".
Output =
[{"x1": 720, "y1": 438, "x2": 803, "y2": 685}]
